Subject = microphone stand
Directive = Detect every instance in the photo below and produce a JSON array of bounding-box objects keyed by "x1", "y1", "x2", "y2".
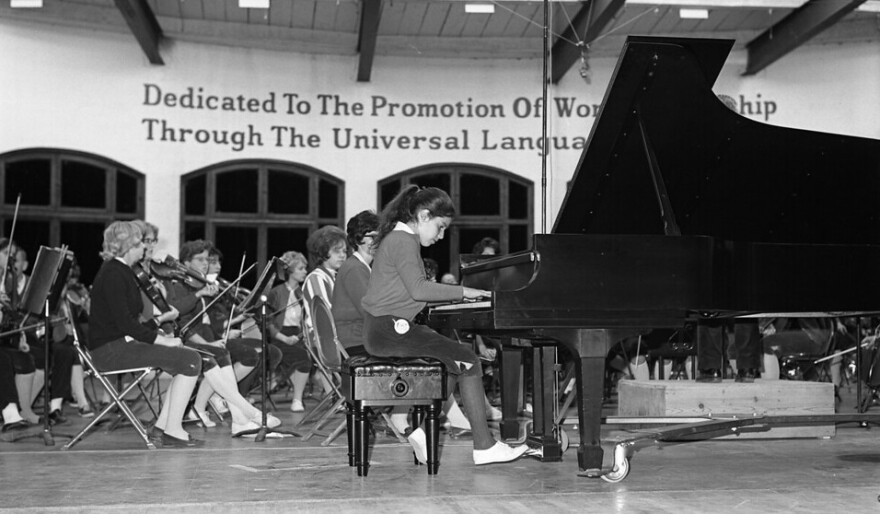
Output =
[{"x1": 234, "y1": 295, "x2": 299, "y2": 441}]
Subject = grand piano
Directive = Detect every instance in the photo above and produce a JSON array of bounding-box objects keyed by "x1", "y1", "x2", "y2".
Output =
[{"x1": 428, "y1": 36, "x2": 880, "y2": 477}]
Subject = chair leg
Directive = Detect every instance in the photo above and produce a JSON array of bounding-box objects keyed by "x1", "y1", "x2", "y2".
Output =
[
  {"x1": 320, "y1": 417, "x2": 347, "y2": 447},
  {"x1": 426, "y1": 401, "x2": 441, "y2": 475}
]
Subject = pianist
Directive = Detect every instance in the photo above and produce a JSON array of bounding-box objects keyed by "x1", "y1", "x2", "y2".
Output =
[{"x1": 361, "y1": 185, "x2": 529, "y2": 466}]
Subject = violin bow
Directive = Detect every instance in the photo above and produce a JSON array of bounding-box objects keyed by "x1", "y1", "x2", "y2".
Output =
[
  {"x1": 1, "y1": 194, "x2": 21, "y2": 306},
  {"x1": 180, "y1": 262, "x2": 256, "y2": 338},
  {"x1": 223, "y1": 252, "x2": 247, "y2": 343}
]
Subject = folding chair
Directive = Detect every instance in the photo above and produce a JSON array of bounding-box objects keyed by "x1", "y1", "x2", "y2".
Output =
[
  {"x1": 294, "y1": 297, "x2": 351, "y2": 442},
  {"x1": 62, "y1": 333, "x2": 161, "y2": 450}
]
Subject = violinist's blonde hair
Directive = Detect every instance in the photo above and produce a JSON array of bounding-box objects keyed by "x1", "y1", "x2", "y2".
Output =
[{"x1": 100, "y1": 221, "x2": 142, "y2": 261}]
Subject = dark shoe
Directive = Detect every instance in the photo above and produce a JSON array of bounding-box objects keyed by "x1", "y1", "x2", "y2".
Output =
[
  {"x1": 2, "y1": 420, "x2": 28, "y2": 432},
  {"x1": 696, "y1": 369, "x2": 722, "y2": 383},
  {"x1": 160, "y1": 432, "x2": 205, "y2": 448},
  {"x1": 78, "y1": 405, "x2": 95, "y2": 418},
  {"x1": 735, "y1": 368, "x2": 758, "y2": 383},
  {"x1": 148, "y1": 426, "x2": 164, "y2": 447},
  {"x1": 49, "y1": 409, "x2": 70, "y2": 425}
]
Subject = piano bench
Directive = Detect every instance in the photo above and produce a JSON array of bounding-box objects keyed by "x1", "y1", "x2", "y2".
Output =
[{"x1": 341, "y1": 355, "x2": 448, "y2": 476}]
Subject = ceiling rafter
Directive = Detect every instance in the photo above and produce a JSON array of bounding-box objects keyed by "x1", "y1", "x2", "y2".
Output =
[
  {"x1": 357, "y1": 0, "x2": 382, "y2": 82},
  {"x1": 550, "y1": 0, "x2": 626, "y2": 83},
  {"x1": 744, "y1": 0, "x2": 867, "y2": 75},
  {"x1": 114, "y1": 0, "x2": 163, "y2": 65}
]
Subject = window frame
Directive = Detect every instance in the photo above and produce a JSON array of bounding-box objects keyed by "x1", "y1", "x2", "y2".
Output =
[{"x1": 180, "y1": 159, "x2": 345, "y2": 282}]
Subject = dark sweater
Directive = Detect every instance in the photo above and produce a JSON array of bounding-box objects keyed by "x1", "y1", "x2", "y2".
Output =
[
  {"x1": 362, "y1": 229, "x2": 463, "y2": 320},
  {"x1": 89, "y1": 259, "x2": 158, "y2": 349}
]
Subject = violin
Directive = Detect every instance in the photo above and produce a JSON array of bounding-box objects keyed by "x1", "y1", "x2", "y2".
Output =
[
  {"x1": 149, "y1": 255, "x2": 209, "y2": 290},
  {"x1": 211, "y1": 275, "x2": 251, "y2": 306},
  {"x1": 131, "y1": 262, "x2": 180, "y2": 335}
]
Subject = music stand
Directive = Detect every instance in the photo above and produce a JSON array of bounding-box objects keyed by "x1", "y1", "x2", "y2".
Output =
[
  {"x1": 236, "y1": 257, "x2": 279, "y2": 316},
  {"x1": 19, "y1": 246, "x2": 74, "y2": 446},
  {"x1": 233, "y1": 258, "x2": 298, "y2": 440}
]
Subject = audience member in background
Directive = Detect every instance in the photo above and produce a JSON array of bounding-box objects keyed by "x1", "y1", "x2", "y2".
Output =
[
  {"x1": 472, "y1": 237, "x2": 500, "y2": 256},
  {"x1": 422, "y1": 258, "x2": 439, "y2": 283},
  {"x1": 440, "y1": 273, "x2": 457, "y2": 285}
]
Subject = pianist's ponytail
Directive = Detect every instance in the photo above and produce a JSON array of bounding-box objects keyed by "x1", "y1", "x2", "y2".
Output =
[{"x1": 374, "y1": 185, "x2": 456, "y2": 248}]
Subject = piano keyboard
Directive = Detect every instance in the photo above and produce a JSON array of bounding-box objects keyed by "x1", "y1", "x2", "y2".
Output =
[{"x1": 430, "y1": 300, "x2": 492, "y2": 311}]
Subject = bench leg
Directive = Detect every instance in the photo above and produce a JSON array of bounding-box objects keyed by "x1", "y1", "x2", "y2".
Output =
[
  {"x1": 426, "y1": 401, "x2": 441, "y2": 475},
  {"x1": 355, "y1": 401, "x2": 370, "y2": 476},
  {"x1": 346, "y1": 403, "x2": 354, "y2": 467}
]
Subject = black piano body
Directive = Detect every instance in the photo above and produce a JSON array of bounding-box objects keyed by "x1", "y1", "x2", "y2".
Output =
[{"x1": 428, "y1": 35, "x2": 880, "y2": 475}]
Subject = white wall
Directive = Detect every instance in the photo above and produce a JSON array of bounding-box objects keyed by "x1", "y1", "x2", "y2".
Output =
[{"x1": 2, "y1": 19, "x2": 879, "y2": 254}]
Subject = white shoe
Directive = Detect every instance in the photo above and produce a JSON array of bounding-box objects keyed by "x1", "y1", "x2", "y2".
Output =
[
  {"x1": 407, "y1": 427, "x2": 428, "y2": 464},
  {"x1": 231, "y1": 420, "x2": 260, "y2": 438},
  {"x1": 486, "y1": 405, "x2": 503, "y2": 421},
  {"x1": 290, "y1": 399, "x2": 305, "y2": 412},
  {"x1": 266, "y1": 413, "x2": 282, "y2": 429},
  {"x1": 473, "y1": 441, "x2": 529, "y2": 465},
  {"x1": 209, "y1": 395, "x2": 229, "y2": 415},
  {"x1": 190, "y1": 408, "x2": 216, "y2": 428}
]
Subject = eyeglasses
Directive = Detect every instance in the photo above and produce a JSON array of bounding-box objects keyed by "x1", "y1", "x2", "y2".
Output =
[{"x1": 143, "y1": 238, "x2": 157, "y2": 245}]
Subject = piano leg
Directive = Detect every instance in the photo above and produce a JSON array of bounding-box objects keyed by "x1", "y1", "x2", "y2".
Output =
[
  {"x1": 498, "y1": 342, "x2": 523, "y2": 440},
  {"x1": 529, "y1": 344, "x2": 563, "y2": 462},
  {"x1": 574, "y1": 354, "x2": 606, "y2": 473},
  {"x1": 534, "y1": 328, "x2": 619, "y2": 474}
]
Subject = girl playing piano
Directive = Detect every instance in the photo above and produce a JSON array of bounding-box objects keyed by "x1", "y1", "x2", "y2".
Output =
[{"x1": 361, "y1": 185, "x2": 528, "y2": 465}]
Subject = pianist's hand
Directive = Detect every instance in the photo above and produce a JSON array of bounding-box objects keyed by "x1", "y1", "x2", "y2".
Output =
[{"x1": 462, "y1": 287, "x2": 490, "y2": 301}]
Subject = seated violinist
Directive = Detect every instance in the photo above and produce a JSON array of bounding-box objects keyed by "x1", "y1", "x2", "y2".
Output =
[
  {"x1": 89, "y1": 221, "x2": 203, "y2": 448},
  {"x1": 205, "y1": 245, "x2": 281, "y2": 399},
  {"x1": 0, "y1": 239, "x2": 75, "y2": 426},
  {"x1": 162, "y1": 239, "x2": 280, "y2": 435}
]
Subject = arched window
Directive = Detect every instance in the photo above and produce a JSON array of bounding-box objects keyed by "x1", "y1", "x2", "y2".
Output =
[
  {"x1": 181, "y1": 160, "x2": 344, "y2": 287},
  {"x1": 378, "y1": 164, "x2": 533, "y2": 280},
  {"x1": 0, "y1": 149, "x2": 145, "y2": 284}
]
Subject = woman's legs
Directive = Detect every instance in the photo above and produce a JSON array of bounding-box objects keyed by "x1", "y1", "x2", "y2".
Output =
[
  {"x1": 15, "y1": 373, "x2": 38, "y2": 423},
  {"x1": 455, "y1": 372, "x2": 495, "y2": 450},
  {"x1": 202, "y1": 365, "x2": 259, "y2": 424},
  {"x1": 70, "y1": 364, "x2": 90, "y2": 410},
  {"x1": 156, "y1": 374, "x2": 197, "y2": 439},
  {"x1": 290, "y1": 370, "x2": 309, "y2": 403}
]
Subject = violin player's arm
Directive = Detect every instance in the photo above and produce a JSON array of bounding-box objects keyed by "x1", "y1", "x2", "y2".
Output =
[{"x1": 164, "y1": 280, "x2": 200, "y2": 317}]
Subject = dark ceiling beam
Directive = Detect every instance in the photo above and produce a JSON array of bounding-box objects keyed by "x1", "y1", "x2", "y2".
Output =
[
  {"x1": 550, "y1": 0, "x2": 625, "y2": 84},
  {"x1": 357, "y1": 0, "x2": 382, "y2": 82},
  {"x1": 114, "y1": 0, "x2": 164, "y2": 65},
  {"x1": 744, "y1": 0, "x2": 866, "y2": 75}
]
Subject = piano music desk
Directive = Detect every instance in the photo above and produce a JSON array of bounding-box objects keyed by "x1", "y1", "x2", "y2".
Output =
[{"x1": 617, "y1": 379, "x2": 835, "y2": 439}]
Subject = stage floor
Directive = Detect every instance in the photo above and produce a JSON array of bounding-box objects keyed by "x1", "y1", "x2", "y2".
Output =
[{"x1": 1, "y1": 385, "x2": 878, "y2": 513}]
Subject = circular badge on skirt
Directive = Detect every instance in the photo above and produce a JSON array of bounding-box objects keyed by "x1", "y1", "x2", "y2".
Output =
[{"x1": 393, "y1": 319, "x2": 410, "y2": 335}]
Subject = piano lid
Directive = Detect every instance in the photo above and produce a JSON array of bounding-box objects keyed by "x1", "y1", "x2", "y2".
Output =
[{"x1": 553, "y1": 36, "x2": 880, "y2": 245}]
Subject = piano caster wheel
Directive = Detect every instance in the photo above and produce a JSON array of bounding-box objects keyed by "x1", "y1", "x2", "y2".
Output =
[
  {"x1": 600, "y1": 456, "x2": 630, "y2": 483},
  {"x1": 558, "y1": 427, "x2": 570, "y2": 453}
]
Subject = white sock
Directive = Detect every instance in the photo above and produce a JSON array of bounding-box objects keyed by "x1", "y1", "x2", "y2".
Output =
[
  {"x1": 631, "y1": 359, "x2": 650, "y2": 381},
  {"x1": 2, "y1": 403, "x2": 23, "y2": 424},
  {"x1": 50, "y1": 398, "x2": 63, "y2": 412}
]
